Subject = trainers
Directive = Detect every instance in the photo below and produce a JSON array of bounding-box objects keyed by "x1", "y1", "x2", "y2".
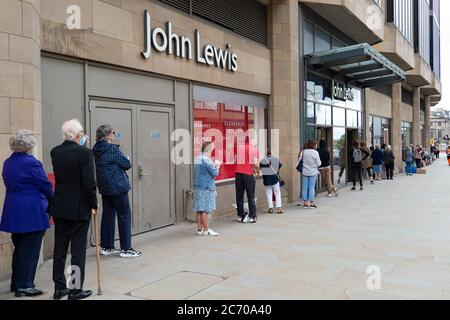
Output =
[
  {"x1": 360, "y1": 187, "x2": 364, "y2": 191},
  {"x1": 120, "y1": 248, "x2": 142, "y2": 258},
  {"x1": 351, "y1": 187, "x2": 356, "y2": 191},
  {"x1": 100, "y1": 247, "x2": 120, "y2": 256},
  {"x1": 243, "y1": 214, "x2": 250, "y2": 224},
  {"x1": 248, "y1": 217, "x2": 259, "y2": 223},
  {"x1": 309, "y1": 204, "x2": 318, "y2": 209},
  {"x1": 196, "y1": 229, "x2": 204, "y2": 236},
  {"x1": 203, "y1": 229, "x2": 219, "y2": 236}
]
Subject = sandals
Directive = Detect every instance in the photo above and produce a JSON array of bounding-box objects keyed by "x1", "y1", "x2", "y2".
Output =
[
  {"x1": 268, "y1": 208, "x2": 273, "y2": 214},
  {"x1": 277, "y1": 209, "x2": 285, "y2": 214}
]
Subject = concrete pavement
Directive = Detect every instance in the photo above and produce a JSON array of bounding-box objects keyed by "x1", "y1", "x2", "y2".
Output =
[{"x1": 2, "y1": 158, "x2": 450, "y2": 300}]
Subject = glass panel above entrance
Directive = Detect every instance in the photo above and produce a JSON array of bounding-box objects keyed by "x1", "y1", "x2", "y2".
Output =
[{"x1": 306, "y1": 43, "x2": 405, "y2": 88}]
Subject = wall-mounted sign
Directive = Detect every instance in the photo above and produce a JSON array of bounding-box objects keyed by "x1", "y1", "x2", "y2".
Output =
[
  {"x1": 141, "y1": 10, "x2": 238, "y2": 72},
  {"x1": 333, "y1": 81, "x2": 354, "y2": 102}
]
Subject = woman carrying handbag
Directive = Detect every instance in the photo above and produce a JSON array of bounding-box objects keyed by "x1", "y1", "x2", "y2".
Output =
[{"x1": 260, "y1": 151, "x2": 285, "y2": 214}]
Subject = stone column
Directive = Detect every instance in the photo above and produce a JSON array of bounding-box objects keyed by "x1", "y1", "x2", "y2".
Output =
[
  {"x1": 0, "y1": 0, "x2": 42, "y2": 280},
  {"x1": 424, "y1": 95, "x2": 431, "y2": 150},
  {"x1": 412, "y1": 87, "x2": 421, "y2": 146},
  {"x1": 391, "y1": 83, "x2": 402, "y2": 172},
  {"x1": 269, "y1": 0, "x2": 300, "y2": 203}
]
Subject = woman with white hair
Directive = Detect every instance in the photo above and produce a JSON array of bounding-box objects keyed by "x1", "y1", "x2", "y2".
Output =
[
  {"x1": 0, "y1": 130, "x2": 53, "y2": 297},
  {"x1": 49, "y1": 119, "x2": 98, "y2": 300}
]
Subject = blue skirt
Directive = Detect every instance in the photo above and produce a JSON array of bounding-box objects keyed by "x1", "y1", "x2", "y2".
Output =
[{"x1": 193, "y1": 189, "x2": 216, "y2": 213}]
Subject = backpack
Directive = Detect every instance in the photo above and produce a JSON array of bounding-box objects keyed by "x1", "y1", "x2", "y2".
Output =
[{"x1": 352, "y1": 149, "x2": 362, "y2": 163}]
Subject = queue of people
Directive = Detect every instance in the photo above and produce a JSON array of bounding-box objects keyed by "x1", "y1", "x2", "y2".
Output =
[{"x1": 0, "y1": 119, "x2": 142, "y2": 300}]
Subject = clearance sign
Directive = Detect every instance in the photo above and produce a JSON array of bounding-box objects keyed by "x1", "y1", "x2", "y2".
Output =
[{"x1": 141, "y1": 10, "x2": 238, "y2": 72}]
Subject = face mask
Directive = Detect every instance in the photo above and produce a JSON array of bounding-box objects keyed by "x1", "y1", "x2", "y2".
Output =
[{"x1": 80, "y1": 135, "x2": 89, "y2": 146}]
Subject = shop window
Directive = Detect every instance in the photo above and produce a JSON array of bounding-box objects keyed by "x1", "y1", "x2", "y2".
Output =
[
  {"x1": 315, "y1": 27, "x2": 331, "y2": 53},
  {"x1": 316, "y1": 104, "x2": 332, "y2": 126},
  {"x1": 306, "y1": 72, "x2": 332, "y2": 104},
  {"x1": 332, "y1": 38, "x2": 345, "y2": 49},
  {"x1": 306, "y1": 102, "x2": 315, "y2": 125},
  {"x1": 304, "y1": 21, "x2": 314, "y2": 54},
  {"x1": 346, "y1": 110, "x2": 358, "y2": 128},
  {"x1": 333, "y1": 107, "x2": 346, "y2": 127},
  {"x1": 193, "y1": 86, "x2": 267, "y2": 182}
]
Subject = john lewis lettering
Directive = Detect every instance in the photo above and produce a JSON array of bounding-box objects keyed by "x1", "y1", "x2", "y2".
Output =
[{"x1": 141, "y1": 10, "x2": 238, "y2": 72}]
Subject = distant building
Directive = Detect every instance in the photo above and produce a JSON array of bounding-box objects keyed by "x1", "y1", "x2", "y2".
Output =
[{"x1": 430, "y1": 108, "x2": 450, "y2": 144}]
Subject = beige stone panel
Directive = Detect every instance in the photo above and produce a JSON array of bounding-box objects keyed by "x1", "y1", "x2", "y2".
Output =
[
  {"x1": 33, "y1": 101, "x2": 42, "y2": 135},
  {"x1": 254, "y1": 76, "x2": 271, "y2": 95},
  {"x1": 180, "y1": 58, "x2": 198, "y2": 80},
  {"x1": 10, "y1": 98, "x2": 35, "y2": 132},
  {"x1": 153, "y1": 53, "x2": 182, "y2": 78},
  {"x1": 93, "y1": 0, "x2": 134, "y2": 43},
  {"x1": 41, "y1": 19, "x2": 87, "y2": 58},
  {"x1": 23, "y1": 64, "x2": 41, "y2": 101},
  {"x1": 0, "y1": 32, "x2": 8, "y2": 61},
  {"x1": 40, "y1": 0, "x2": 93, "y2": 30},
  {"x1": 0, "y1": 134, "x2": 11, "y2": 166},
  {"x1": 23, "y1": 1, "x2": 41, "y2": 46},
  {"x1": 0, "y1": 61, "x2": 23, "y2": 98},
  {"x1": 0, "y1": 97, "x2": 10, "y2": 134},
  {"x1": 400, "y1": 103, "x2": 413, "y2": 123},
  {"x1": 0, "y1": 241, "x2": 13, "y2": 280},
  {"x1": 121, "y1": 0, "x2": 156, "y2": 15},
  {"x1": 34, "y1": 133, "x2": 43, "y2": 161},
  {"x1": 0, "y1": 0, "x2": 22, "y2": 35},
  {"x1": 9, "y1": 35, "x2": 40, "y2": 68},
  {"x1": 84, "y1": 31, "x2": 123, "y2": 65},
  {"x1": 100, "y1": 0, "x2": 121, "y2": 7},
  {"x1": 121, "y1": 41, "x2": 154, "y2": 72},
  {"x1": 365, "y1": 88, "x2": 392, "y2": 119}
]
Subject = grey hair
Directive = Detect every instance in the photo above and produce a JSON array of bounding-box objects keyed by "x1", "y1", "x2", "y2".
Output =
[
  {"x1": 9, "y1": 129, "x2": 36, "y2": 153},
  {"x1": 387, "y1": 145, "x2": 392, "y2": 150},
  {"x1": 96, "y1": 124, "x2": 114, "y2": 142},
  {"x1": 62, "y1": 119, "x2": 83, "y2": 141}
]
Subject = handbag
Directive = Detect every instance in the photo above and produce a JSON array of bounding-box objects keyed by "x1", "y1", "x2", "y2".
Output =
[
  {"x1": 296, "y1": 152, "x2": 304, "y2": 173},
  {"x1": 269, "y1": 163, "x2": 285, "y2": 187}
]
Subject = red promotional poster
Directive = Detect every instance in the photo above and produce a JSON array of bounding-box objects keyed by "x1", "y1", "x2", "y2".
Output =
[{"x1": 194, "y1": 101, "x2": 254, "y2": 181}]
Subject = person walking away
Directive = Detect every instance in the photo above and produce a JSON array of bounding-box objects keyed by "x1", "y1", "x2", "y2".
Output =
[
  {"x1": 317, "y1": 140, "x2": 338, "y2": 197},
  {"x1": 49, "y1": 119, "x2": 98, "y2": 301},
  {"x1": 260, "y1": 151, "x2": 284, "y2": 214},
  {"x1": 0, "y1": 130, "x2": 53, "y2": 297},
  {"x1": 300, "y1": 140, "x2": 321, "y2": 209},
  {"x1": 405, "y1": 146, "x2": 414, "y2": 176},
  {"x1": 92, "y1": 125, "x2": 141, "y2": 258},
  {"x1": 383, "y1": 145, "x2": 395, "y2": 180},
  {"x1": 193, "y1": 141, "x2": 220, "y2": 236},
  {"x1": 414, "y1": 145, "x2": 422, "y2": 168},
  {"x1": 235, "y1": 139, "x2": 260, "y2": 223},
  {"x1": 371, "y1": 145, "x2": 383, "y2": 181},
  {"x1": 360, "y1": 142, "x2": 374, "y2": 185},
  {"x1": 350, "y1": 141, "x2": 363, "y2": 191}
]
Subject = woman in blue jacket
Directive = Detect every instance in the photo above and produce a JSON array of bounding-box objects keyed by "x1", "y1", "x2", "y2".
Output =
[
  {"x1": 193, "y1": 141, "x2": 220, "y2": 236},
  {"x1": 371, "y1": 145, "x2": 384, "y2": 181},
  {"x1": 0, "y1": 130, "x2": 53, "y2": 297},
  {"x1": 92, "y1": 125, "x2": 141, "y2": 258}
]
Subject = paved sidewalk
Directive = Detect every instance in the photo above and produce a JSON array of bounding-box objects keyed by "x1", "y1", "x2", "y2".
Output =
[{"x1": 2, "y1": 158, "x2": 450, "y2": 300}]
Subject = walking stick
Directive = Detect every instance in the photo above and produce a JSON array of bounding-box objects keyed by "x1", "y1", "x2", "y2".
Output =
[{"x1": 92, "y1": 209, "x2": 102, "y2": 295}]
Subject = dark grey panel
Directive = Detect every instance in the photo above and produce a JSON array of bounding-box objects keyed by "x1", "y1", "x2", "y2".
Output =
[
  {"x1": 88, "y1": 66, "x2": 175, "y2": 104},
  {"x1": 42, "y1": 56, "x2": 85, "y2": 173}
]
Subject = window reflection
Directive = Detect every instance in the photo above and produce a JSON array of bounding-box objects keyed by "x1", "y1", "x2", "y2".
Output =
[
  {"x1": 306, "y1": 102, "x2": 314, "y2": 125},
  {"x1": 316, "y1": 104, "x2": 332, "y2": 126},
  {"x1": 346, "y1": 110, "x2": 358, "y2": 128},
  {"x1": 333, "y1": 107, "x2": 346, "y2": 126}
]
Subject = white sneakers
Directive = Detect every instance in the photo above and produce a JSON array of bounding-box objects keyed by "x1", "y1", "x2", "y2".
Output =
[
  {"x1": 197, "y1": 229, "x2": 219, "y2": 236},
  {"x1": 100, "y1": 248, "x2": 120, "y2": 256}
]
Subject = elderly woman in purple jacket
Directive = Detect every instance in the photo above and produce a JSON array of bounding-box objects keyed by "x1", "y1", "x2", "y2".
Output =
[{"x1": 0, "y1": 130, "x2": 53, "y2": 298}]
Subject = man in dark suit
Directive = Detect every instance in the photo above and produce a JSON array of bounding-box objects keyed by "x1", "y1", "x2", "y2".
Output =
[{"x1": 49, "y1": 119, "x2": 98, "y2": 300}]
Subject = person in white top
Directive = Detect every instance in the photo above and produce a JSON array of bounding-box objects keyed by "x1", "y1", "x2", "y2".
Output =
[{"x1": 298, "y1": 140, "x2": 321, "y2": 209}]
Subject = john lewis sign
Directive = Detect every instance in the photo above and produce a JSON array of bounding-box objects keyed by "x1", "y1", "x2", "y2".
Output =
[{"x1": 141, "y1": 10, "x2": 238, "y2": 72}]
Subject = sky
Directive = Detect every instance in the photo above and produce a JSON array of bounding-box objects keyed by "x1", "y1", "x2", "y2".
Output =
[{"x1": 434, "y1": 1, "x2": 449, "y2": 110}]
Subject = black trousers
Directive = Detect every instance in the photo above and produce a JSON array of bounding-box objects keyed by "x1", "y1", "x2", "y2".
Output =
[
  {"x1": 235, "y1": 173, "x2": 257, "y2": 218},
  {"x1": 351, "y1": 162, "x2": 363, "y2": 187},
  {"x1": 11, "y1": 231, "x2": 45, "y2": 290},
  {"x1": 385, "y1": 164, "x2": 394, "y2": 180},
  {"x1": 101, "y1": 193, "x2": 132, "y2": 251},
  {"x1": 53, "y1": 218, "x2": 90, "y2": 292}
]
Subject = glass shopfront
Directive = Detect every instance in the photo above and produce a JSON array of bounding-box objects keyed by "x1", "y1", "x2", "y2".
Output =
[
  {"x1": 193, "y1": 85, "x2": 267, "y2": 182},
  {"x1": 369, "y1": 115, "x2": 391, "y2": 147},
  {"x1": 402, "y1": 121, "x2": 412, "y2": 151}
]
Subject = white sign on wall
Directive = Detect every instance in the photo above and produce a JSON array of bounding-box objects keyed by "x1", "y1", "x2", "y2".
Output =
[{"x1": 141, "y1": 10, "x2": 238, "y2": 72}]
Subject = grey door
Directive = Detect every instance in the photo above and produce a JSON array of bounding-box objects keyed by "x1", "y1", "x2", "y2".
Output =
[
  {"x1": 137, "y1": 106, "x2": 175, "y2": 232},
  {"x1": 89, "y1": 100, "x2": 137, "y2": 234}
]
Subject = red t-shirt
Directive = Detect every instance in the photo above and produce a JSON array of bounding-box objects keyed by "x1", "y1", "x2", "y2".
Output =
[{"x1": 235, "y1": 143, "x2": 259, "y2": 176}]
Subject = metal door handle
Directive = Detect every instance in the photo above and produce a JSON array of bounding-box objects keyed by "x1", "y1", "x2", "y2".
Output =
[{"x1": 138, "y1": 165, "x2": 149, "y2": 178}]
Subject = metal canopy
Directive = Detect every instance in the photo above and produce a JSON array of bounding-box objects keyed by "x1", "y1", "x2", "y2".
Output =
[{"x1": 306, "y1": 43, "x2": 405, "y2": 88}]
